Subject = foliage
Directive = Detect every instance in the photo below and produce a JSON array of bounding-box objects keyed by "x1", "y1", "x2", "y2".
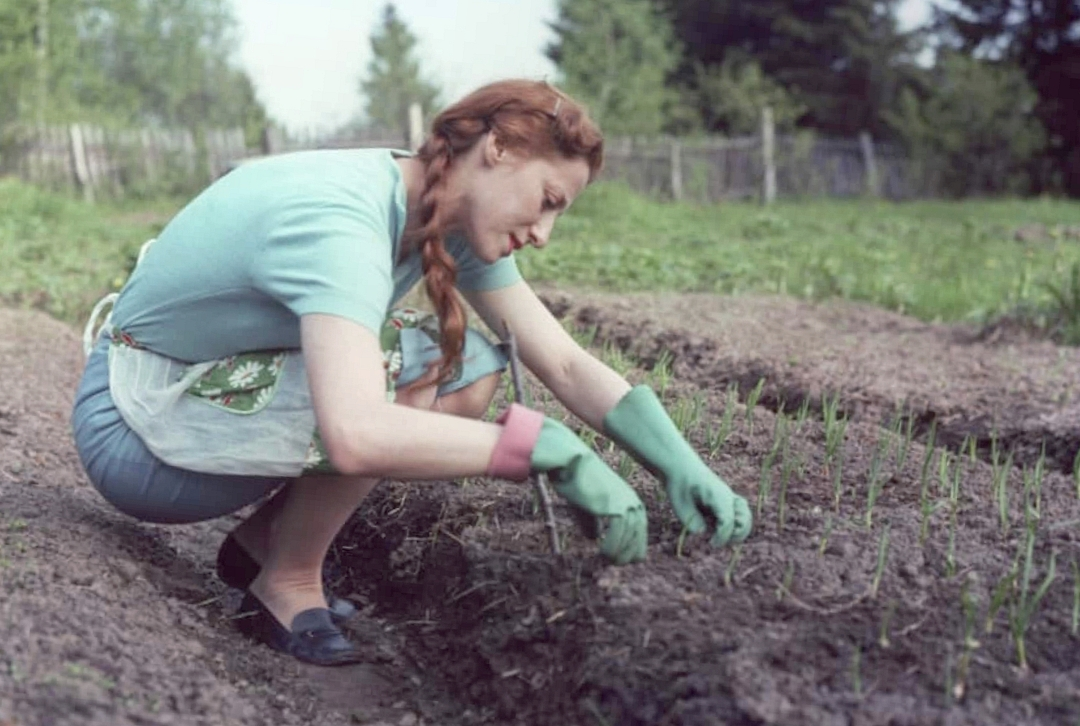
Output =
[
  {"x1": 0, "y1": 0, "x2": 267, "y2": 140},
  {"x1": 658, "y1": 0, "x2": 921, "y2": 138},
  {"x1": 933, "y1": 0, "x2": 1080, "y2": 196},
  {"x1": 546, "y1": 0, "x2": 682, "y2": 136},
  {"x1": 359, "y1": 3, "x2": 440, "y2": 146},
  {"x1": 0, "y1": 178, "x2": 175, "y2": 323},
  {"x1": 694, "y1": 57, "x2": 805, "y2": 136},
  {"x1": 886, "y1": 52, "x2": 1047, "y2": 197}
]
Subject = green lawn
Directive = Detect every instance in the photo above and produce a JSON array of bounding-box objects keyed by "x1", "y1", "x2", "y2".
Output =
[
  {"x1": 4, "y1": 177, "x2": 1080, "y2": 337},
  {"x1": 520, "y1": 183, "x2": 1080, "y2": 328}
]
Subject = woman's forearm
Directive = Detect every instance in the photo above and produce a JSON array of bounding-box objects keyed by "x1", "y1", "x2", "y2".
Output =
[
  {"x1": 540, "y1": 349, "x2": 631, "y2": 431},
  {"x1": 321, "y1": 402, "x2": 503, "y2": 479}
]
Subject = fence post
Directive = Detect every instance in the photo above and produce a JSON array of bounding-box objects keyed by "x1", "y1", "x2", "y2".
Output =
[
  {"x1": 69, "y1": 123, "x2": 93, "y2": 203},
  {"x1": 859, "y1": 131, "x2": 880, "y2": 197},
  {"x1": 762, "y1": 106, "x2": 777, "y2": 205},
  {"x1": 670, "y1": 140, "x2": 683, "y2": 202},
  {"x1": 408, "y1": 102, "x2": 424, "y2": 151}
]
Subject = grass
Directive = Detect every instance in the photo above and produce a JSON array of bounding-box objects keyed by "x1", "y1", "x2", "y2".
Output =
[
  {"x1": 0, "y1": 178, "x2": 177, "y2": 324},
  {"x1": 518, "y1": 182, "x2": 1080, "y2": 332},
  {"x1": 5, "y1": 177, "x2": 1080, "y2": 336}
]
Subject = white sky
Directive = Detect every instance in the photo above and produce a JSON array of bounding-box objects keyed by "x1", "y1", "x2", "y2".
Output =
[{"x1": 232, "y1": 0, "x2": 934, "y2": 133}]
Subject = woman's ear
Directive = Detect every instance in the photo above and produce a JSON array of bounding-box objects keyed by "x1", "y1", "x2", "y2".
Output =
[{"x1": 482, "y1": 131, "x2": 507, "y2": 167}]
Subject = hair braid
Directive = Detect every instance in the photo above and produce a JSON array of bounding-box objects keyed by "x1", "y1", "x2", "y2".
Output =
[
  {"x1": 413, "y1": 132, "x2": 466, "y2": 383},
  {"x1": 408, "y1": 79, "x2": 604, "y2": 382}
]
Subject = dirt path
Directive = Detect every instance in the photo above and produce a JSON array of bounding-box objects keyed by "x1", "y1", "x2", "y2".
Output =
[{"x1": 2, "y1": 289, "x2": 1080, "y2": 725}]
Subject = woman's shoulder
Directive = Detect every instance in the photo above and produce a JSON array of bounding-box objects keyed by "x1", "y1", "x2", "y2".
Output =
[{"x1": 229, "y1": 147, "x2": 402, "y2": 184}]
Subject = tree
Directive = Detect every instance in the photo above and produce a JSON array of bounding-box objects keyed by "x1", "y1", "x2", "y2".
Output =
[
  {"x1": 695, "y1": 57, "x2": 805, "y2": 136},
  {"x1": 546, "y1": 0, "x2": 682, "y2": 136},
  {"x1": 659, "y1": 0, "x2": 922, "y2": 137},
  {"x1": 0, "y1": 0, "x2": 268, "y2": 135},
  {"x1": 359, "y1": 4, "x2": 440, "y2": 145},
  {"x1": 932, "y1": 0, "x2": 1080, "y2": 195},
  {"x1": 0, "y1": 0, "x2": 40, "y2": 126},
  {"x1": 886, "y1": 52, "x2": 1046, "y2": 196}
]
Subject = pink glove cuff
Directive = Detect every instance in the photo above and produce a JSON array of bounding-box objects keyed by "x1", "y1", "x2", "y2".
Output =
[{"x1": 487, "y1": 404, "x2": 545, "y2": 481}]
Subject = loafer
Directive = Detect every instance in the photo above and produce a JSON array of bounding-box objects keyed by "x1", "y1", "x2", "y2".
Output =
[
  {"x1": 235, "y1": 591, "x2": 364, "y2": 666},
  {"x1": 216, "y1": 534, "x2": 357, "y2": 622}
]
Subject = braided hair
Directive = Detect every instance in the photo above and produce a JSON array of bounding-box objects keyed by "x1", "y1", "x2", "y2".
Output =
[{"x1": 410, "y1": 80, "x2": 604, "y2": 382}]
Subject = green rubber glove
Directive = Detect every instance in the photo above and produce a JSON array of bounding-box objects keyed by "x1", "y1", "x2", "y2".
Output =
[
  {"x1": 531, "y1": 418, "x2": 648, "y2": 565},
  {"x1": 603, "y1": 385, "x2": 752, "y2": 547}
]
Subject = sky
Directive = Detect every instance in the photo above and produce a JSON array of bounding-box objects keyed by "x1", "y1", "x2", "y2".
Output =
[{"x1": 232, "y1": 0, "x2": 935, "y2": 134}]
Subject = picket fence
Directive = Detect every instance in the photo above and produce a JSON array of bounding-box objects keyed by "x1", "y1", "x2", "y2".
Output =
[{"x1": 1, "y1": 119, "x2": 936, "y2": 202}]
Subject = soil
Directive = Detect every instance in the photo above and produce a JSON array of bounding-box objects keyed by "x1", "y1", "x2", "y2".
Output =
[{"x1": 2, "y1": 287, "x2": 1080, "y2": 726}]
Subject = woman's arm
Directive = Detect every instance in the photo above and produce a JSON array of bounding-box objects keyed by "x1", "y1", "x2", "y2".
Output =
[
  {"x1": 301, "y1": 313, "x2": 502, "y2": 478},
  {"x1": 463, "y1": 281, "x2": 629, "y2": 429},
  {"x1": 466, "y1": 282, "x2": 753, "y2": 548}
]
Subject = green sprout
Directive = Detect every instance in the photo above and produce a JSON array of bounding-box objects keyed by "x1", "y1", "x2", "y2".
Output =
[
  {"x1": 648, "y1": 350, "x2": 674, "y2": 398},
  {"x1": 776, "y1": 436, "x2": 799, "y2": 533},
  {"x1": 745, "y1": 377, "x2": 766, "y2": 435},
  {"x1": 1072, "y1": 559, "x2": 1080, "y2": 637},
  {"x1": 708, "y1": 383, "x2": 739, "y2": 456},
  {"x1": 879, "y1": 599, "x2": 897, "y2": 648},
  {"x1": 953, "y1": 577, "x2": 980, "y2": 703},
  {"x1": 870, "y1": 524, "x2": 891, "y2": 599},
  {"x1": 945, "y1": 504, "x2": 959, "y2": 578},
  {"x1": 723, "y1": 544, "x2": 743, "y2": 588},
  {"x1": 865, "y1": 433, "x2": 893, "y2": 529},
  {"x1": 818, "y1": 513, "x2": 835, "y2": 556},
  {"x1": 1008, "y1": 531, "x2": 1057, "y2": 670},
  {"x1": 896, "y1": 413, "x2": 916, "y2": 473},
  {"x1": 832, "y1": 455, "x2": 845, "y2": 512},
  {"x1": 1073, "y1": 447, "x2": 1080, "y2": 500},
  {"x1": 997, "y1": 451, "x2": 1014, "y2": 536},
  {"x1": 756, "y1": 414, "x2": 787, "y2": 518}
]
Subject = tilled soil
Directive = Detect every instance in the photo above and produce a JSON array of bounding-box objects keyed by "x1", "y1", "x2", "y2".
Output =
[{"x1": 2, "y1": 288, "x2": 1080, "y2": 726}]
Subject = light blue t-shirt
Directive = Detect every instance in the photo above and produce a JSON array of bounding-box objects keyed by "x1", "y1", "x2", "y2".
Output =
[{"x1": 110, "y1": 148, "x2": 521, "y2": 362}]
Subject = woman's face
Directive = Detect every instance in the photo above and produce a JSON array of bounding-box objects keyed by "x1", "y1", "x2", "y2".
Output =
[{"x1": 448, "y1": 133, "x2": 591, "y2": 264}]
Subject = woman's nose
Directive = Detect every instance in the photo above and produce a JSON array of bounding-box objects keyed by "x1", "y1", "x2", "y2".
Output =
[{"x1": 529, "y1": 216, "x2": 556, "y2": 248}]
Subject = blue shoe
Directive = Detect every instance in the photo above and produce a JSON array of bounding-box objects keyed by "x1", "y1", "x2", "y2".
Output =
[
  {"x1": 216, "y1": 535, "x2": 357, "y2": 622},
  {"x1": 235, "y1": 591, "x2": 364, "y2": 666}
]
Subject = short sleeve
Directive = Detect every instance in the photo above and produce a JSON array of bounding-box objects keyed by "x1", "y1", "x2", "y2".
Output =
[
  {"x1": 448, "y1": 234, "x2": 523, "y2": 292},
  {"x1": 252, "y1": 201, "x2": 394, "y2": 335}
]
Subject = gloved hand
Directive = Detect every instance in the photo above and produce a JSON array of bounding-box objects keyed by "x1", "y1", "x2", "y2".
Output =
[
  {"x1": 603, "y1": 386, "x2": 752, "y2": 547},
  {"x1": 489, "y1": 405, "x2": 647, "y2": 564}
]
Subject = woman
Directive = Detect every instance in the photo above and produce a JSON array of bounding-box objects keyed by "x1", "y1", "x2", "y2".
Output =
[{"x1": 71, "y1": 80, "x2": 752, "y2": 667}]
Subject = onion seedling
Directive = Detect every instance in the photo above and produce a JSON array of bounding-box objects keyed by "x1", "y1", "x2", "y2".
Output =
[
  {"x1": 756, "y1": 414, "x2": 787, "y2": 518},
  {"x1": 865, "y1": 433, "x2": 892, "y2": 529},
  {"x1": 745, "y1": 377, "x2": 766, "y2": 435},
  {"x1": 870, "y1": 524, "x2": 890, "y2": 598},
  {"x1": 1008, "y1": 529, "x2": 1056, "y2": 671},
  {"x1": 1072, "y1": 559, "x2": 1080, "y2": 637},
  {"x1": 708, "y1": 383, "x2": 739, "y2": 456},
  {"x1": 723, "y1": 544, "x2": 743, "y2": 588}
]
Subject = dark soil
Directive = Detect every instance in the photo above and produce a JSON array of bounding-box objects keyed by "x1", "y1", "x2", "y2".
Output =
[{"x1": 3, "y1": 287, "x2": 1080, "y2": 725}]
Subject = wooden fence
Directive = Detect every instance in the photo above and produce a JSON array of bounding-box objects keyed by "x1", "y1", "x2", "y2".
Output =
[
  {"x1": 2, "y1": 115, "x2": 939, "y2": 202},
  {"x1": 603, "y1": 132, "x2": 937, "y2": 203},
  {"x1": 0, "y1": 124, "x2": 247, "y2": 201}
]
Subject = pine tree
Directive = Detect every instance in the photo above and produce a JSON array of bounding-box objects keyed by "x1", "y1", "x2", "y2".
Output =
[
  {"x1": 546, "y1": 0, "x2": 682, "y2": 136},
  {"x1": 359, "y1": 3, "x2": 440, "y2": 145}
]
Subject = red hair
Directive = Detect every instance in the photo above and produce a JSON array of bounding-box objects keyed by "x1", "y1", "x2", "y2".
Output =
[{"x1": 411, "y1": 80, "x2": 604, "y2": 382}]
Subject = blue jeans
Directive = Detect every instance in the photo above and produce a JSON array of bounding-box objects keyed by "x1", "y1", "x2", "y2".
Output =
[{"x1": 71, "y1": 325, "x2": 508, "y2": 524}]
